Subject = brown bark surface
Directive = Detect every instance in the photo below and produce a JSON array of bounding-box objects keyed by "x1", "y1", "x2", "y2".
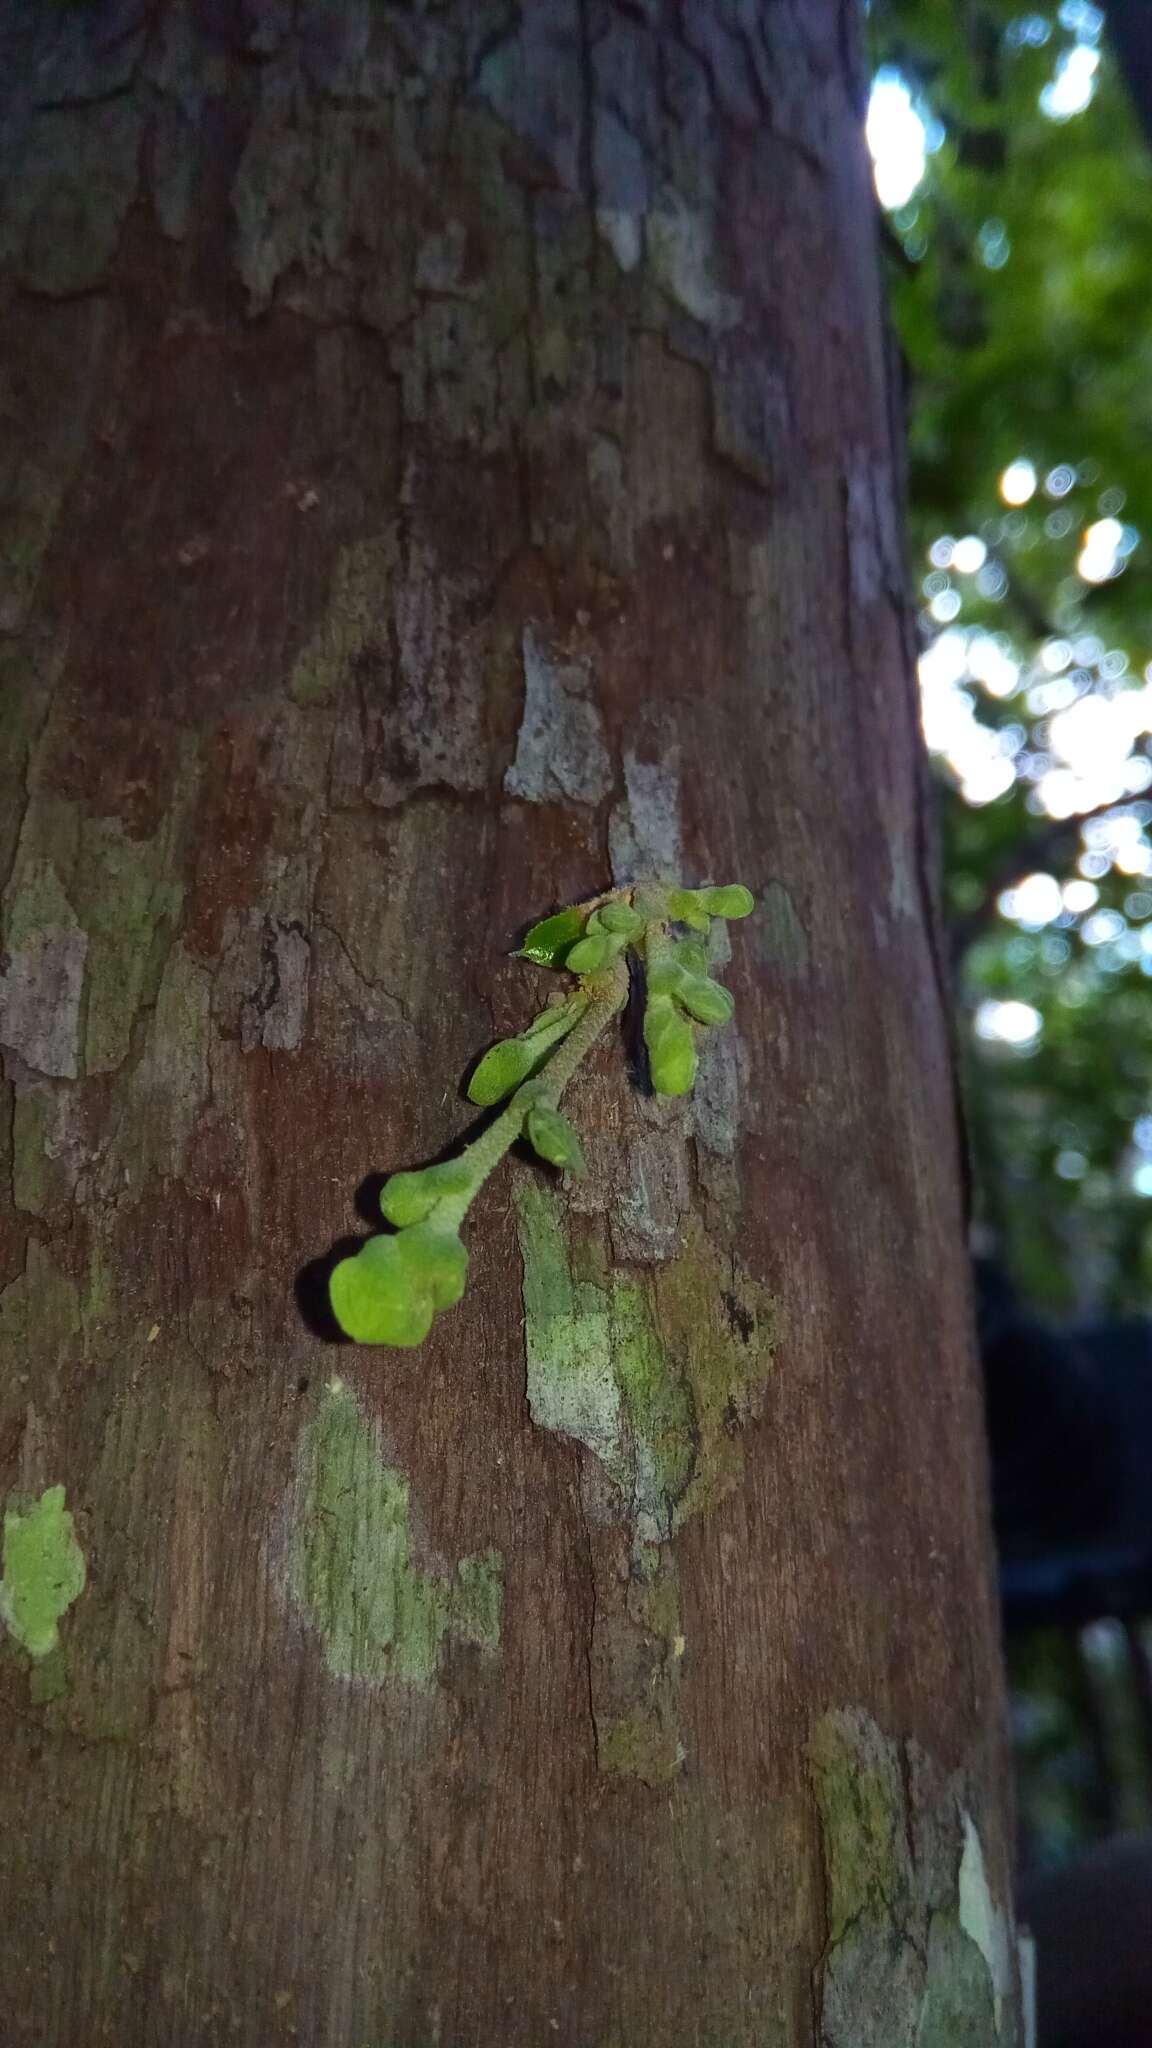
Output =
[{"x1": 0, "y1": 4, "x2": 1019, "y2": 2043}]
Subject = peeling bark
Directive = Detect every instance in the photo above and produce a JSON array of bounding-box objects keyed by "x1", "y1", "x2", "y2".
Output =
[{"x1": 0, "y1": 4, "x2": 1019, "y2": 2043}]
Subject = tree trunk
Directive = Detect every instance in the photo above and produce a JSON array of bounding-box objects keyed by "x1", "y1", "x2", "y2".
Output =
[{"x1": 0, "y1": 4, "x2": 1021, "y2": 2043}]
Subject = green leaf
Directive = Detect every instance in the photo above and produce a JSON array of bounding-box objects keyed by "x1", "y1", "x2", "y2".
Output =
[
  {"x1": 666, "y1": 889, "x2": 711, "y2": 932},
  {"x1": 598, "y1": 902, "x2": 645, "y2": 937},
  {"x1": 379, "y1": 1159, "x2": 473, "y2": 1227},
  {"x1": 701, "y1": 885, "x2": 754, "y2": 919},
  {"x1": 521, "y1": 996, "x2": 581, "y2": 1039},
  {"x1": 329, "y1": 1224, "x2": 469, "y2": 1346},
  {"x1": 406, "y1": 1222, "x2": 469, "y2": 1308},
  {"x1": 566, "y1": 932, "x2": 612, "y2": 973},
  {"x1": 677, "y1": 975, "x2": 735, "y2": 1027},
  {"x1": 646, "y1": 955, "x2": 685, "y2": 999},
  {"x1": 671, "y1": 939, "x2": 710, "y2": 976},
  {"x1": 468, "y1": 1037, "x2": 537, "y2": 1105},
  {"x1": 330, "y1": 1235, "x2": 435, "y2": 1347},
  {"x1": 525, "y1": 1103, "x2": 586, "y2": 1172},
  {"x1": 644, "y1": 994, "x2": 697, "y2": 1096},
  {"x1": 518, "y1": 906, "x2": 587, "y2": 967},
  {"x1": 521, "y1": 1004, "x2": 587, "y2": 1057},
  {"x1": 468, "y1": 1003, "x2": 581, "y2": 1106}
]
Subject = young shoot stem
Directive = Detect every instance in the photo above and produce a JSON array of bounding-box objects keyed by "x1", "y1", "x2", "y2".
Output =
[
  {"x1": 643, "y1": 919, "x2": 675, "y2": 976},
  {"x1": 435, "y1": 967, "x2": 628, "y2": 1226},
  {"x1": 328, "y1": 878, "x2": 754, "y2": 1345}
]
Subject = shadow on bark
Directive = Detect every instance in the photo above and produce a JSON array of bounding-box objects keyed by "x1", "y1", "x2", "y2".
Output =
[{"x1": 294, "y1": 1236, "x2": 364, "y2": 1344}]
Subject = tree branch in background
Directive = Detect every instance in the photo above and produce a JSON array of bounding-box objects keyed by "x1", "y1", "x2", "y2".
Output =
[{"x1": 1105, "y1": 0, "x2": 1152, "y2": 152}]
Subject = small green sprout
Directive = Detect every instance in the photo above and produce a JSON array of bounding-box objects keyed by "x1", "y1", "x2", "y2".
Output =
[{"x1": 328, "y1": 880, "x2": 755, "y2": 1345}]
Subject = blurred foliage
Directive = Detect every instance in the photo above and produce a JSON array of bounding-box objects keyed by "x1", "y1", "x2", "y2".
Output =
[
  {"x1": 875, "y1": 0, "x2": 1152, "y2": 595},
  {"x1": 1009, "y1": 1620, "x2": 1152, "y2": 1867},
  {"x1": 869, "y1": 2, "x2": 1152, "y2": 1311},
  {"x1": 1008, "y1": 1626, "x2": 1112, "y2": 1866}
]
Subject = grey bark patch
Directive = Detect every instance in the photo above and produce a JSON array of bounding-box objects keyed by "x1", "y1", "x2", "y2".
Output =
[
  {"x1": 473, "y1": 3, "x2": 585, "y2": 194},
  {"x1": 646, "y1": 185, "x2": 741, "y2": 330},
  {"x1": 608, "y1": 750, "x2": 682, "y2": 883},
  {"x1": 504, "y1": 626, "x2": 612, "y2": 806},
  {"x1": 363, "y1": 544, "x2": 487, "y2": 808},
  {"x1": 2, "y1": 99, "x2": 142, "y2": 295},
  {"x1": 0, "y1": 926, "x2": 87, "y2": 1082},
  {"x1": 611, "y1": 1120, "x2": 692, "y2": 1265},
  {"x1": 694, "y1": 1024, "x2": 747, "y2": 1163},
  {"x1": 390, "y1": 301, "x2": 517, "y2": 450},
  {"x1": 230, "y1": 89, "x2": 400, "y2": 321},
  {"x1": 820, "y1": 1912, "x2": 925, "y2": 2048},
  {"x1": 589, "y1": 19, "x2": 654, "y2": 271},
  {"x1": 30, "y1": 1, "x2": 147, "y2": 109},
  {"x1": 713, "y1": 345, "x2": 791, "y2": 490},
  {"x1": 241, "y1": 922, "x2": 311, "y2": 1055},
  {"x1": 596, "y1": 198, "x2": 644, "y2": 274},
  {"x1": 415, "y1": 220, "x2": 470, "y2": 293},
  {"x1": 846, "y1": 447, "x2": 903, "y2": 610},
  {"x1": 78, "y1": 810, "x2": 186, "y2": 1078},
  {"x1": 693, "y1": 915, "x2": 747, "y2": 1191},
  {"x1": 753, "y1": 879, "x2": 811, "y2": 976},
  {"x1": 0, "y1": 847, "x2": 88, "y2": 1083}
]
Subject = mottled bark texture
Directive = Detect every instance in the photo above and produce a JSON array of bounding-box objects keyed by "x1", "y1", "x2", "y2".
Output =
[{"x1": 0, "y1": 4, "x2": 1020, "y2": 2044}]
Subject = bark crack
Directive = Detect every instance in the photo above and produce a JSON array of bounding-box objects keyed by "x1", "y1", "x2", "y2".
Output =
[{"x1": 312, "y1": 917, "x2": 414, "y2": 1031}]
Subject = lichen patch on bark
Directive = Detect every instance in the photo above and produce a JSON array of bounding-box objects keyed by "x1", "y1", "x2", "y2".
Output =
[
  {"x1": 0, "y1": 1483, "x2": 87, "y2": 1662},
  {"x1": 516, "y1": 1186, "x2": 774, "y2": 1543},
  {"x1": 516, "y1": 1184, "x2": 775, "y2": 1779},
  {"x1": 808, "y1": 1708, "x2": 1016, "y2": 2046},
  {"x1": 290, "y1": 1380, "x2": 503, "y2": 1688}
]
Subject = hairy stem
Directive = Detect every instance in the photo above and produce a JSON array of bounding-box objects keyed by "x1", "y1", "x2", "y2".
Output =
[
  {"x1": 439, "y1": 970, "x2": 628, "y2": 1224},
  {"x1": 642, "y1": 919, "x2": 675, "y2": 981},
  {"x1": 529, "y1": 969, "x2": 628, "y2": 1105}
]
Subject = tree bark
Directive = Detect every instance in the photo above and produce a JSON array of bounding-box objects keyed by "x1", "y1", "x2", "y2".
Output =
[{"x1": 0, "y1": 4, "x2": 1021, "y2": 2043}]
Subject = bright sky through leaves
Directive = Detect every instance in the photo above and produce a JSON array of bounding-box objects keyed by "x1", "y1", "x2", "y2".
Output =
[
  {"x1": 866, "y1": 23, "x2": 1104, "y2": 217},
  {"x1": 866, "y1": 72, "x2": 930, "y2": 208},
  {"x1": 868, "y1": 1, "x2": 1152, "y2": 1291}
]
